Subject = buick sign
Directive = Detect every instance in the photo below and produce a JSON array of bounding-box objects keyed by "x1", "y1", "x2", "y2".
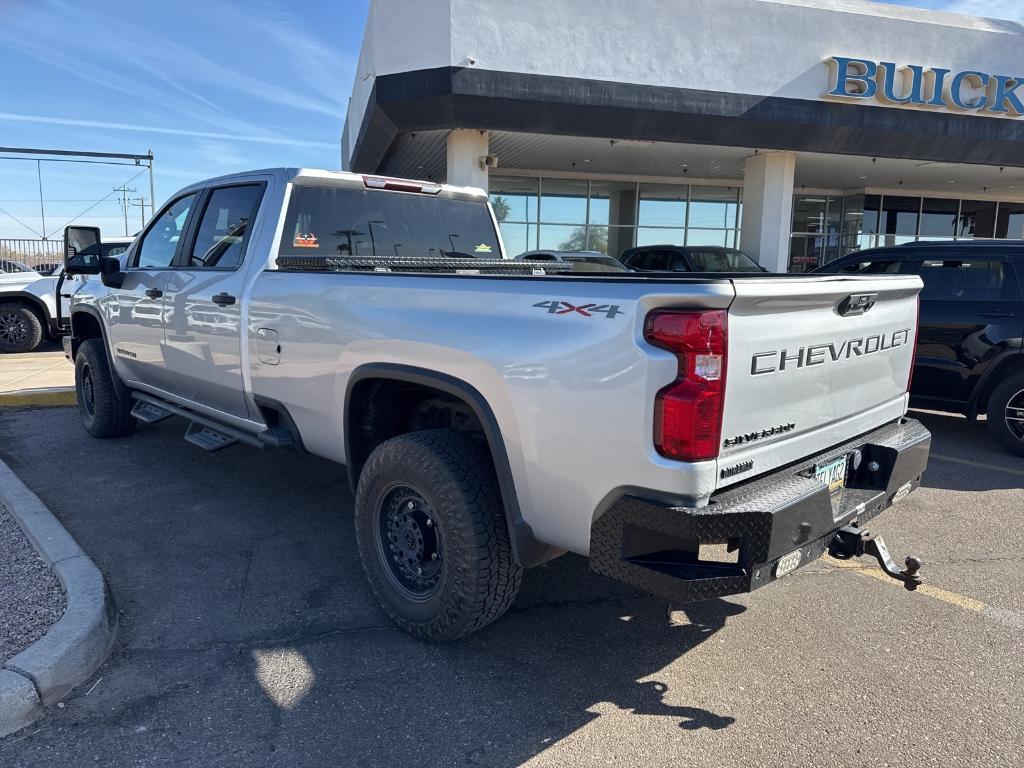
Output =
[{"x1": 826, "y1": 56, "x2": 1023, "y2": 116}]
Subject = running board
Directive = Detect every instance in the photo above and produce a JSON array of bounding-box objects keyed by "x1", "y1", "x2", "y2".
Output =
[
  {"x1": 185, "y1": 422, "x2": 236, "y2": 452},
  {"x1": 129, "y1": 392, "x2": 265, "y2": 450},
  {"x1": 131, "y1": 399, "x2": 173, "y2": 424}
]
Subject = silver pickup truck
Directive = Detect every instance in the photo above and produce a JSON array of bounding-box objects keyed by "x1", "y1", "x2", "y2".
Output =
[{"x1": 61, "y1": 168, "x2": 930, "y2": 641}]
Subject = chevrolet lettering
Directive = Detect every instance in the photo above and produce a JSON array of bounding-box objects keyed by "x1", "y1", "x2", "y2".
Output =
[{"x1": 751, "y1": 329, "x2": 912, "y2": 376}]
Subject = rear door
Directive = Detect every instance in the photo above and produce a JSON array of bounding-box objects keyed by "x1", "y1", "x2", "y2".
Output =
[
  {"x1": 161, "y1": 182, "x2": 265, "y2": 418},
  {"x1": 905, "y1": 251, "x2": 1021, "y2": 404},
  {"x1": 719, "y1": 274, "x2": 922, "y2": 485},
  {"x1": 105, "y1": 192, "x2": 198, "y2": 391}
]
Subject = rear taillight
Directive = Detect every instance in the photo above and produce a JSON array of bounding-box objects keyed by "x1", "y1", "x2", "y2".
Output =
[
  {"x1": 645, "y1": 310, "x2": 728, "y2": 462},
  {"x1": 907, "y1": 295, "x2": 920, "y2": 392}
]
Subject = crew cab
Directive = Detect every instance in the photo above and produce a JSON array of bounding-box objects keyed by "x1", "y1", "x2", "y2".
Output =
[{"x1": 60, "y1": 169, "x2": 930, "y2": 641}]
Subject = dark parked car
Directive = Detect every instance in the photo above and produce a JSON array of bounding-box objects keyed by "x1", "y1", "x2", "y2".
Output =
[
  {"x1": 619, "y1": 245, "x2": 767, "y2": 273},
  {"x1": 516, "y1": 250, "x2": 631, "y2": 272},
  {"x1": 814, "y1": 240, "x2": 1024, "y2": 457}
]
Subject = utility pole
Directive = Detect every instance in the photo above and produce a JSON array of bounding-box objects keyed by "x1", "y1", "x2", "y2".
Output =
[
  {"x1": 113, "y1": 185, "x2": 137, "y2": 236},
  {"x1": 129, "y1": 197, "x2": 147, "y2": 230}
]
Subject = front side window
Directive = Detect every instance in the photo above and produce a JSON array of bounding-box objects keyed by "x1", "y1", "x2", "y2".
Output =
[
  {"x1": 915, "y1": 259, "x2": 1015, "y2": 302},
  {"x1": 188, "y1": 185, "x2": 263, "y2": 269},
  {"x1": 135, "y1": 193, "x2": 197, "y2": 268},
  {"x1": 279, "y1": 186, "x2": 500, "y2": 260}
]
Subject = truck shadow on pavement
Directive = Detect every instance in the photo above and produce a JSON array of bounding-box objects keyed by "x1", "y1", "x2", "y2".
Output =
[{"x1": 0, "y1": 407, "x2": 743, "y2": 766}]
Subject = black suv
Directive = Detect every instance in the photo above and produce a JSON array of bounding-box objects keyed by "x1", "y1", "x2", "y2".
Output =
[
  {"x1": 619, "y1": 245, "x2": 767, "y2": 273},
  {"x1": 814, "y1": 240, "x2": 1024, "y2": 457}
]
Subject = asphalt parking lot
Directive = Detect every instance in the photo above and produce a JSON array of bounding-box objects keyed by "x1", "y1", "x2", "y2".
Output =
[{"x1": 0, "y1": 405, "x2": 1022, "y2": 767}]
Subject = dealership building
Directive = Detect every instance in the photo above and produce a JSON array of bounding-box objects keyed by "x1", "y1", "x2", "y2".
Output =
[{"x1": 341, "y1": 0, "x2": 1024, "y2": 272}]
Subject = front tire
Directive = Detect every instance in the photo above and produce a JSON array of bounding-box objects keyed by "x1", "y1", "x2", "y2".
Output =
[
  {"x1": 75, "y1": 339, "x2": 136, "y2": 438},
  {"x1": 987, "y1": 371, "x2": 1024, "y2": 458},
  {"x1": 354, "y1": 429, "x2": 523, "y2": 642},
  {"x1": 0, "y1": 302, "x2": 44, "y2": 353}
]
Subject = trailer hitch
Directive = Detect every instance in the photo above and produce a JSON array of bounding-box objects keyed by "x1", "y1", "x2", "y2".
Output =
[{"x1": 828, "y1": 525, "x2": 923, "y2": 591}]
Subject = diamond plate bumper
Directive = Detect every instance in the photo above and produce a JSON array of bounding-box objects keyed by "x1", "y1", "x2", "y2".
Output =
[{"x1": 589, "y1": 418, "x2": 931, "y2": 603}]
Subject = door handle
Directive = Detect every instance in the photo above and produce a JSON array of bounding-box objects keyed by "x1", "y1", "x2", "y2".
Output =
[
  {"x1": 144, "y1": 287, "x2": 163, "y2": 299},
  {"x1": 980, "y1": 311, "x2": 1014, "y2": 318},
  {"x1": 211, "y1": 292, "x2": 236, "y2": 307}
]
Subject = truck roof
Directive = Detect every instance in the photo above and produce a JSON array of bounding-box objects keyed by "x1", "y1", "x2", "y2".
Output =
[{"x1": 174, "y1": 168, "x2": 487, "y2": 200}]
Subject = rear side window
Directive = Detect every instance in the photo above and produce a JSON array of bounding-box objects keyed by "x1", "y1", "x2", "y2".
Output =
[
  {"x1": 834, "y1": 259, "x2": 902, "y2": 274},
  {"x1": 278, "y1": 186, "x2": 500, "y2": 259},
  {"x1": 187, "y1": 184, "x2": 263, "y2": 269},
  {"x1": 915, "y1": 259, "x2": 1017, "y2": 302},
  {"x1": 689, "y1": 249, "x2": 761, "y2": 272},
  {"x1": 628, "y1": 250, "x2": 672, "y2": 270}
]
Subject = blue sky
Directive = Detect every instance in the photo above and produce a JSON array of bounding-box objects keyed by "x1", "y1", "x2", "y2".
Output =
[{"x1": 0, "y1": 0, "x2": 1018, "y2": 239}]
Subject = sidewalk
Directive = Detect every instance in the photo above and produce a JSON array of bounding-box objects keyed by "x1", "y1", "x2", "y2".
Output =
[{"x1": 0, "y1": 344, "x2": 75, "y2": 407}]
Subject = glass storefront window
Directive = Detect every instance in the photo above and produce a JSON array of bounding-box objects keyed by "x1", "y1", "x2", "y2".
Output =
[
  {"x1": 792, "y1": 196, "x2": 829, "y2": 234},
  {"x1": 689, "y1": 187, "x2": 740, "y2": 228},
  {"x1": 638, "y1": 183, "x2": 687, "y2": 227},
  {"x1": 489, "y1": 177, "x2": 538, "y2": 224},
  {"x1": 958, "y1": 200, "x2": 996, "y2": 238},
  {"x1": 919, "y1": 198, "x2": 959, "y2": 238},
  {"x1": 539, "y1": 179, "x2": 588, "y2": 225},
  {"x1": 589, "y1": 181, "x2": 637, "y2": 226},
  {"x1": 498, "y1": 222, "x2": 536, "y2": 255},
  {"x1": 996, "y1": 202, "x2": 1024, "y2": 239},
  {"x1": 686, "y1": 229, "x2": 731, "y2": 247},
  {"x1": 879, "y1": 195, "x2": 919, "y2": 244},
  {"x1": 538, "y1": 223, "x2": 587, "y2": 251},
  {"x1": 636, "y1": 226, "x2": 685, "y2": 247}
]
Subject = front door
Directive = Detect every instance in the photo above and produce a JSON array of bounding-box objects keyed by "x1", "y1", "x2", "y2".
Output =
[
  {"x1": 161, "y1": 183, "x2": 265, "y2": 419},
  {"x1": 104, "y1": 192, "x2": 198, "y2": 392}
]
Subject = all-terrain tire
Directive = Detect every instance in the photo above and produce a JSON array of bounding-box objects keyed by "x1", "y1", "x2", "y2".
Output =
[
  {"x1": 987, "y1": 370, "x2": 1024, "y2": 458},
  {"x1": 0, "y1": 301, "x2": 44, "y2": 353},
  {"x1": 354, "y1": 429, "x2": 523, "y2": 642},
  {"x1": 75, "y1": 338, "x2": 136, "y2": 438}
]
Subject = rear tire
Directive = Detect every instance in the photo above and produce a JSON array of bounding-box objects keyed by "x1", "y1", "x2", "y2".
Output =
[
  {"x1": 987, "y1": 371, "x2": 1024, "y2": 458},
  {"x1": 0, "y1": 302, "x2": 44, "y2": 353},
  {"x1": 75, "y1": 339, "x2": 136, "y2": 438},
  {"x1": 354, "y1": 429, "x2": 523, "y2": 642}
]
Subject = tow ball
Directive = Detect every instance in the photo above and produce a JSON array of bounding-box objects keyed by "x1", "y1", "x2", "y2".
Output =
[{"x1": 828, "y1": 524, "x2": 924, "y2": 591}]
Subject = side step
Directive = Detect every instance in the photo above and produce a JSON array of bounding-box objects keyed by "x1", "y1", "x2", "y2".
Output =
[
  {"x1": 184, "y1": 422, "x2": 237, "y2": 452},
  {"x1": 131, "y1": 399, "x2": 173, "y2": 424}
]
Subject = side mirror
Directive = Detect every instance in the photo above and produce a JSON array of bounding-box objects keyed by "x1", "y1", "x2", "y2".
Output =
[{"x1": 64, "y1": 226, "x2": 103, "y2": 275}]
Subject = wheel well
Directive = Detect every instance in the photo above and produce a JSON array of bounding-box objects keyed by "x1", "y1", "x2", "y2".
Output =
[
  {"x1": 0, "y1": 295, "x2": 47, "y2": 331},
  {"x1": 347, "y1": 378, "x2": 486, "y2": 482},
  {"x1": 71, "y1": 310, "x2": 103, "y2": 343},
  {"x1": 971, "y1": 354, "x2": 1024, "y2": 418}
]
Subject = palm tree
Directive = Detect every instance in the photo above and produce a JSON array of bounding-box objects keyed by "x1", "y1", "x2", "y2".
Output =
[{"x1": 491, "y1": 196, "x2": 511, "y2": 223}]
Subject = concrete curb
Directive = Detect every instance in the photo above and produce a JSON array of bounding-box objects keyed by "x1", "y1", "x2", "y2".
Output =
[
  {"x1": 0, "y1": 458, "x2": 116, "y2": 738},
  {"x1": 0, "y1": 388, "x2": 76, "y2": 408}
]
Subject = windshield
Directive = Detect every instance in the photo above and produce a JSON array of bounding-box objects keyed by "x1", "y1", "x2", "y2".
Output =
[
  {"x1": 279, "y1": 185, "x2": 501, "y2": 260},
  {"x1": 689, "y1": 249, "x2": 764, "y2": 272}
]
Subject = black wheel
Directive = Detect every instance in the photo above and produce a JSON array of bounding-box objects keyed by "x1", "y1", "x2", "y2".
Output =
[
  {"x1": 354, "y1": 429, "x2": 523, "y2": 642},
  {"x1": 987, "y1": 371, "x2": 1024, "y2": 458},
  {"x1": 75, "y1": 339, "x2": 136, "y2": 438},
  {"x1": 0, "y1": 302, "x2": 44, "y2": 353}
]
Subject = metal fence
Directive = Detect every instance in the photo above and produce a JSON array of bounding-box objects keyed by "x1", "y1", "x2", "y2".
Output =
[{"x1": 0, "y1": 239, "x2": 63, "y2": 273}]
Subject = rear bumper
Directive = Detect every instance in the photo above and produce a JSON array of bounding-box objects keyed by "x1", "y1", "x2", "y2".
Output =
[{"x1": 589, "y1": 417, "x2": 930, "y2": 603}]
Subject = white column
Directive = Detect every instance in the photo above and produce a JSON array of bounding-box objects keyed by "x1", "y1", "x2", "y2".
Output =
[
  {"x1": 741, "y1": 151, "x2": 796, "y2": 272},
  {"x1": 445, "y1": 129, "x2": 490, "y2": 190}
]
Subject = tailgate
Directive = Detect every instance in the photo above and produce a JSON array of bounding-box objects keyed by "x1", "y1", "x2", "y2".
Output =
[{"x1": 718, "y1": 274, "x2": 922, "y2": 488}]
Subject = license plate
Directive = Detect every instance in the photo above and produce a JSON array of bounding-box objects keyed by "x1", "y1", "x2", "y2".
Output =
[{"x1": 815, "y1": 455, "x2": 849, "y2": 493}]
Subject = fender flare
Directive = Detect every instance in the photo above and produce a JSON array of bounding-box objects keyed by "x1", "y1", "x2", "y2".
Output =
[
  {"x1": 68, "y1": 306, "x2": 131, "y2": 400},
  {"x1": 344, "y1": 363, "x2": 556, "y2": 568}
]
